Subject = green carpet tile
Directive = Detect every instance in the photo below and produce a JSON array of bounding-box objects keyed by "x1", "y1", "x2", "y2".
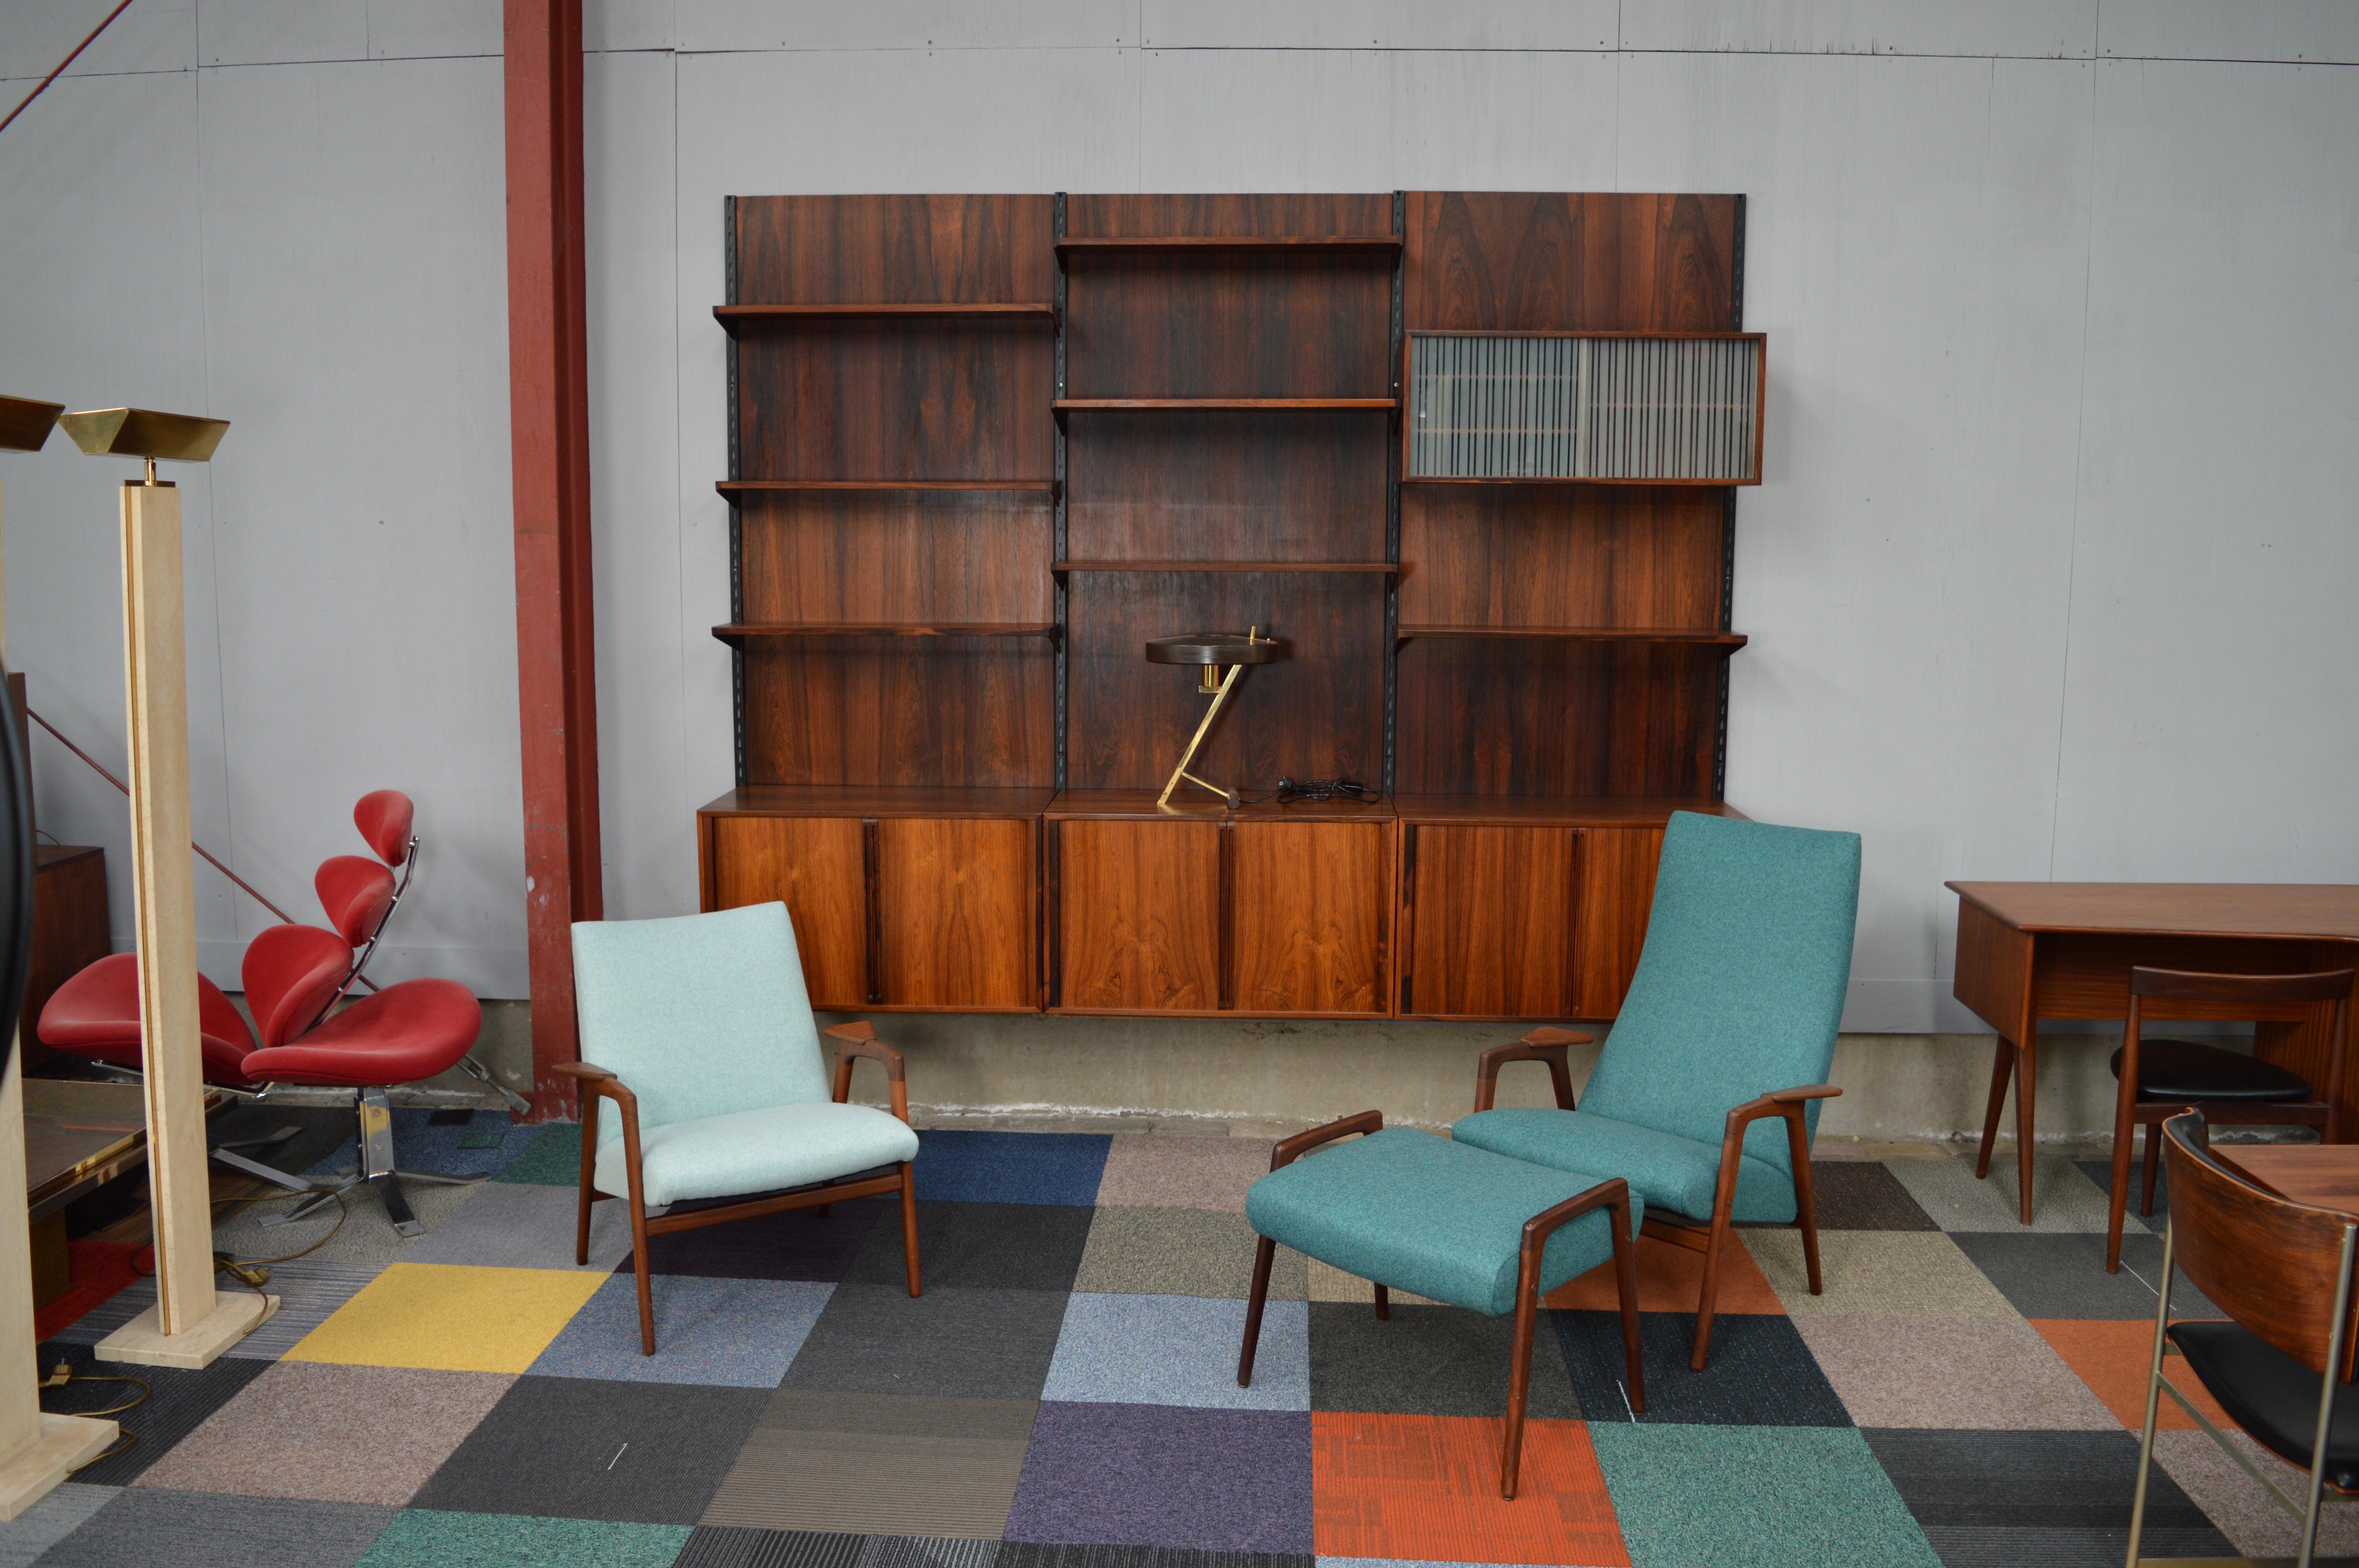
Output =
[{"x1": 0, "y1": 1137, "x2": 2296, "y2": 1567}]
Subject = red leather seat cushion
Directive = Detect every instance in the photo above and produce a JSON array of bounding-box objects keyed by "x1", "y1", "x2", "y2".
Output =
[
  {"x1": 316, "y1": 856, "x2": 396, "y2": 947},
  {"x1": 354, "y1": 790, "x2": 414, "y2": 867},
  {"x1": 36, "y1": 953, "x2": 261, "y2": 1087},
  {"x1": 241, "y1": 978, "x2": 481, "y2": 1087}
]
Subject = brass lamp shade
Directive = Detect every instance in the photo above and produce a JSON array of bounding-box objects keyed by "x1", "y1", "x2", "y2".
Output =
[
  {"x1": 59, "y1": 407, "x2": 229, "y2": 464},
  {"x1": 0, "y1": 396, "x2": 65, "y2": 454}
]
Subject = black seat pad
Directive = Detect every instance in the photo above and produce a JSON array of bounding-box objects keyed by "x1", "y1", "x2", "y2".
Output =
[
  {"x1": 2111, "y1": 1038, "x2": 2312, "y2": 1103},
  {"x1": 2171, "y1": 1319, "x2": 2359, "y2": 1490}
]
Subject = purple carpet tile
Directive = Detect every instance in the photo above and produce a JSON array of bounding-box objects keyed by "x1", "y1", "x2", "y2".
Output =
[{"x1": 1003, "y1": 1401, "x2": 1312, "y2": 1554}]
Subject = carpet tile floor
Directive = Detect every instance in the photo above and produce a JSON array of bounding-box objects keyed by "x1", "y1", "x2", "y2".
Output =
[{"x1": 4, "y1": 1123, "x2": 2286, "y2": 1566}]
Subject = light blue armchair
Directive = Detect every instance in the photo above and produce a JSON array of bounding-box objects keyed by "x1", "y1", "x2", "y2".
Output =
[
  {"x1": 1452, "y1": 811, "x2": 1861, "y2": 1370},
  {"x1": 561, "y1": 902, "x2": 921, "y2": 1354}
]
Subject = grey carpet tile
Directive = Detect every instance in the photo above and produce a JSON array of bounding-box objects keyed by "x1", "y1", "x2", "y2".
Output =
[
  {"x1": 30, "y1": 1487, "x2": 396, "y2": 1568},
  {"x1": 680, "y1": 1529, "x2": 1004, "y2": 1568},
  {"x1": 1918, "y1": 1525, "x2": 2233, "y2": 1566},
  {"x1": 1886, "y1": 1155, "x2": 2134, "y2": 1235},
  {"x1": 49, "y1": 1260, "x2": 383, "y2": 1361},
  {"x1": 781, "y1": 1285, "x2": 1069, "y2": 1401},
  {"x1": 400, "y1": 1180, "x2": 635, "y2": 1272},
  {"x1": 704, "y1": 1393, "x2": 1038, "y2": 1539},
  {"x1": 1093, "y1": 1137, "x2": 1274, "y2": 1213},
  {"x1": 207, "y1": 1178, "x2": 485, "y2": 1263},
  {"x1": 31, "y1": 1341, "x2": 272, "y2": 1486},
  {"x1": 627, "y1": 1197, "x2": 891, "y2": 1283},
  {"x1": 1306, "y1": 1303, "x2": 1580, "y2": 1420},
  {"x1": 843, "y1": 1202, "x2": 1092, "y2": 1293},
  {"x1": 1798, "y1": 1316, "x2": 2117, "y2": 1431},
  {"x1": 1555, "y1": 1310, "x2": 1852, "y2": 1427},
  {"x1": 1799, "y1": 1160, "x2": 1943, "y2": 1231},
  {"x1": 1074, "y1": 1210, "x2": 1305, "y2": 1301},
  {"x1": 1947, "y1": 1231, "x2": 2224, "y2": 1321},
  {"x1": 0, "y1": 1482, "x2": 111, "y2": 1568},
  {"x1": 1861, "y1": 1428, "x2": 2219, "y2": 1534},
  {"x1": 998, "y1": 1549, "x2": 1311, "y2": 1568},
  {"x1": 409, "y1": 1374, "x2": 769, "y2": 1527}
]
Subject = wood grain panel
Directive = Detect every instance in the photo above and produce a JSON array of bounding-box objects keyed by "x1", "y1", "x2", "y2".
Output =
[
  {"x1": 1065, "y1": 409, "x2": 1389, "y2": 564},
  {"x1": 702, "y1": 815, "x2": 868, "y2": 1008},
  {"x1": 1404, "y1": 825, "x2": 1579, "y2": 1019},
  {"x1": 738, "y1": 490, "x2": 1052, "y2": 623},
  {"x1": 1405, "y1": 192, "x2": 1739, "y2": 333},
  {"x1": 1065, "y1": 254, "x2": 1392, "y2": 400},
  {"x1": 1393, "y1": 639, "x2": 1721, "y2": 797},
  {"x1": 735, "y1": 319, "x2": 1052, "y2": 482},
  {"x1": 25, "y1": 847, "x2": 109, "y2": 1067},
  {"x1": 2034, "y1": 935, "x2": 2335, "y2": 1023},
  {"x1": 1066, "y1": 571, "x2": 1385, "y2": 792},
  {"x1": 1065, "y1": 193, "x2": 1394, "y2": 240},
  {"x1": 876, "y1": 817, "x2": 1035, "y2": 1009},
  {"x1": 1952, "y1": 897, "x2": 2034, "y2": 1042},
  {"x1": 1057, "y1": 819, "x2": 1221, "y2": 1010},
  {"x1": 741, "y1": 638, "x2": 1054, "y2": 788},
  {"x1": 1231, "y1": 821, "x2": 1390, "y2": 1014},
  {"x1": 1397, "y1": 485, "x2": 1725, "y2": 628},
  {"x1": 1574, "y1": 827, "x2": 1663, "y2": 1018},
  {"x1": 2256, "y1": 941, "x2": 2359, "y2": 1134},
  {"x1": 734, "y1": 194, "x2": 1054, "y2": 304}
]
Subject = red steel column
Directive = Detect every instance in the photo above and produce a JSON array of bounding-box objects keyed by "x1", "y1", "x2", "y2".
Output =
[{"x1": 503, "y1": 0, "x2": 600, "y2": 1121}]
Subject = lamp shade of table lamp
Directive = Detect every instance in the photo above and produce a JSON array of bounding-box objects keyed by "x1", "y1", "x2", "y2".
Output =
[
  {"x1": 0, "y1": 396, "x2": 64, "y2": 454},
  {"x1": 59, "y1": 407, "x2": 229, "y2": 479},
  {"x1": 1144, "y1": 629, "x2": 1285, "y2": 808}
]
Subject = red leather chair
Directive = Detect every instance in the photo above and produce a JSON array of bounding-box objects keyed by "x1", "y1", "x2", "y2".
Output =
[{"x1": 37, "y1": 791, "x2": 489, "y2": 1235}]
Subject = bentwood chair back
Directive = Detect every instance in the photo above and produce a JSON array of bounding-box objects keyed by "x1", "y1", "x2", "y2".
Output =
[
  {"x1": 2104, "y1": 965, "x2": 2355, "y2": 1272},
  {"x1": 2128, "y1": 1111, "x2": 2359, "y2": 1568}
]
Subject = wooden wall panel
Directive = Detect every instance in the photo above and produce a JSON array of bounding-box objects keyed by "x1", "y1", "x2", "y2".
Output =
[
  {"x1": 876, "y1": 817, "x2": 1035, "y2": 1009},
  {"x1": 1065, "y1": 194, "x2": 1394, "y2": 240},
  {"x1": 1393, "y1": 641, "x2": 1721, "y2": 797},
  {"x1": 1065, "y1": 411, "x2": 1388, "y2": 564},
  {"x1": 739, "y1": 491, "x2": 1053, "y2": 623},
  {"x1": 1066, "y1": 572, "x2": 1386, "y2": 793},
  {"x1": 1397, "y1": 486, "x2": 1725, "y2": 628},
  {"x1": 1404, "y1": 825, "x2": 1579, "y2": 1018},
  {"x1": 1231, "y1": 821, "x2": 1389, "y2": 1014},
  {"x1": 735, "y1": 194, "x2": 1054, "y2": 304},
  {"x1": 1574, "y1": 827, "x2": 1664, "y2": 1018},
  {"x1": 1404, "y1": 192, "x2": 1739, "y2": 333},
  {"x1": 703, "y1": 815, "x2": 867, "y2": 1007},
  {"x1": 741, "y1": 639, "x2": 1054, "y2": 787},
  {"x1": 735, "y1": 321, "x2": 1052, "y2": 483},
  {"x1": 1058, "y1": 820, "x2": 1221, "y2": 1010},
  {"x1": 1066, "y1": 257, "x2": 1392, "y2": 400}
]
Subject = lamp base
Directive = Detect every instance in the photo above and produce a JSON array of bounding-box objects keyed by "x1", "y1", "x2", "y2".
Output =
[
  {"x1": 95, "y1": 1291, "x2": 277, "y2": 1371},
  {"x1": 0, "y1": 1414, "x2": 117, "y2": 1520}
]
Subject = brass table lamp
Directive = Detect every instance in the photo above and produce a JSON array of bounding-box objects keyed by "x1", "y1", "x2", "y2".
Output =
[{"x1": 1145, "y1": 628, "x2": 1282, "y2": 808}]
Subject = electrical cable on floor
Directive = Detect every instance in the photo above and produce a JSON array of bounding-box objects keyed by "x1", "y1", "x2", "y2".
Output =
[{"x1": 38, "y1": 1362, "x2": 149, "y2": 1469}]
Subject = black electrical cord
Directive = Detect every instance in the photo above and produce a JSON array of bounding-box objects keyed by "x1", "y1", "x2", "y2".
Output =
[{"x1": 1236, "y1": 777, "x2": 1380, "y2": 808}]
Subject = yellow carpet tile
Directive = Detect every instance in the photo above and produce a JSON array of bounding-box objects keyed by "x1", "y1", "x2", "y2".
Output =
[{"x1": 284, "y1": 1261, "x2": 607, "y2": 1373}]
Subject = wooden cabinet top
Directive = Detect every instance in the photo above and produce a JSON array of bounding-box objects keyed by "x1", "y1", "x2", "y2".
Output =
[
  {"x1": 36, "y1": 844, "x2": 102, "y2": 871},
  {"x1": 700, "y1": 786, "x2": 1059, "y2": 820},
  {"x1": 1947, "y1": 881, "x2": 2359, "y2": 941},
  {"x1": 701, "y1": 786, "x2": 1755, "y2": 830}
]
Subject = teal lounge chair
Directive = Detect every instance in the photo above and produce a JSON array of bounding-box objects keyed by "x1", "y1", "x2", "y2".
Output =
[
  {"x1": 562, "y1": 902, "x2": 921, "y2": 1354},
  {"x1": 1452, "y1": 811, "x2": 1861, "y2": 1369}
]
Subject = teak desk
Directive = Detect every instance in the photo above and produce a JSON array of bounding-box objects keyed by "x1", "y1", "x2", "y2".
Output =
[
  {"x1": 1948, "y1": 882, "x2": 2359, "y2": 1224},
  {"x1": 2210, "y1": 1144, "x2": 2359, "y2": 1218}
]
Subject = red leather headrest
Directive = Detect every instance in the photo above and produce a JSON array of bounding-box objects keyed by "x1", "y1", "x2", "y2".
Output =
[
  {"x1": 242, "y1": 923, "x2": 355, "y2": 1049},
  {"x1": 316, "y1": 856, "x2": 397, "y2": 947},
  {"x1": 355, "y1": 790, "x2": 414, "y2": 867}
]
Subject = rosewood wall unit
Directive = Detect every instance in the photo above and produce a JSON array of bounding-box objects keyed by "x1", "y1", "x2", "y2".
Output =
[{"x1": 700, "y1": 191, "x2": 1759, "y2": 1023}]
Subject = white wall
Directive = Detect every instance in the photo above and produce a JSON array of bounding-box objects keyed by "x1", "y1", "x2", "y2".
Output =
[{"x1": 3, "y1": 2, "x2": 2354, "y2": 1020}]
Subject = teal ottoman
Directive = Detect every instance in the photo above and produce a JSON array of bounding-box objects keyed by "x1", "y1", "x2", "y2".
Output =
[{"x1": 1238, "y1": 1111, "x2": 1646, "y2": 1499}]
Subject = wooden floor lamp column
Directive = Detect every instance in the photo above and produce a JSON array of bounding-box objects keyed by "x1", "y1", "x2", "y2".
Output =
[
  {"x1": 0, "y1": 396, "x2": 116, "y2": 1515},
  {"x1": 61, "y1": 408, "x2": 273, "y2": 1369}
]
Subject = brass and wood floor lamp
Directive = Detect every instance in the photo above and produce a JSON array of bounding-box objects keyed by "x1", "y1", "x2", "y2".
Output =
[
  {"x1": 0, "y1": 395, "x2": 116, "y2": 1515},
  {"x1": 58, "y1": 407, "x2": 276, "y2": 1370}
]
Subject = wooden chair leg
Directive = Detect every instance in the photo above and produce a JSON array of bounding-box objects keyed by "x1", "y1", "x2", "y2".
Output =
[
  {"x1": 1690, "y1": 1211, "x2": 1732, "y2": 1372},
  {"x1": 1374, "y1": 1284, "x2": 1390, "y2": 1321},
  {"x1": 1238, "y1": 1235, "x2": 1276, "y2": 1387},
  {"x1": 574, "y1": 1099, "x2": 598, "y2": 1267},
  {"x1": 816, "y1": 1204, "x2": 832, "y2": 1220},
  {"x1": 574, "y1": 1183, "x2": 594, "y2": 1269},
  {"x1": 1975, "y1": 1036, "x2": 2014, "y2": 1179},
  {"x1": 628, "y1": 1193, "x2": 655, "y2": 1356},
  {"x1": 898, "y1": 1162, "x2": 921, "y2": 1297},
  {"x1": 1787, "y1": 1119, "x2": 1824, "y2": 1296},
  {"x1": 1611, "y1": 1206, "x2": 1645, "y2": 1415},
  {"x1": 2141, "y1": 1120, "x2": 2163, "y2": 1217},
  {"x1": 2106, "y1": 1074, "x2": 2137, "y2": 1275},
  {"x1": 1502, "y1": 1257, "x2": 1539, "y2": 1500}
]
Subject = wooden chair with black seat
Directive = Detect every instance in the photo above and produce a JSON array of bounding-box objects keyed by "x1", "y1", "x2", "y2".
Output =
[
  {"x1": 559, "y1": 902, "x2": 922, "y2": 1354},
  {"x1": 2129, "y1": 1108, "x2": 2359, "y2": 1567},
  {"x1": 2105, "y1": 967, "x2": 2356, "y2": 1274}
]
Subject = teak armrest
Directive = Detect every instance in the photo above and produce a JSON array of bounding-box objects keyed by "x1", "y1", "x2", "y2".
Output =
[
  {"x1": 825, "y1": 1020, "x2": 911, "y2": 1123},
  {"x1": 553, "y1": 1061, "x2": 616, "y2": 1083},
  {"x1": 1270, "y1": 1109, "x2": 1384, "y2": 1172},
  {"x1": 1472, "y1": 1027, "x2": 1591, "y2": 1113}
]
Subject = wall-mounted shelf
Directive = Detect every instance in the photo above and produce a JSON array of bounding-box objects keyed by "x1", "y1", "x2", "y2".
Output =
[
  {"x1": 1057, "y1": 236, "x2": 1401, "y2": 256},
  {"x1": 715, "y1": 303, "x2": 1056, "y2": 334},
  {"x1": 713, "y1": 622, "x2": 1060, "y2": 645},
  {"x1": 1395, "y1": 626, "x2": 1748, "y2": 648},
  {"x1": 1057, "y1": 397, "x2": 1396, "y2": 413},
  {"x1": 718, "y1": 479, "x2": 1057, "y2": 496},
  {"x1": 1054, "y1": 560, "x2": 1398, "y2": 575}
]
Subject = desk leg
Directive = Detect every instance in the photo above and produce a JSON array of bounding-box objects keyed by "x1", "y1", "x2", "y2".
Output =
[
  {"x1": 2014, "y1": 1035, "x2": 2038, "y2": 1224},
  {"x1": 1975, "y1": 1036, "x2": 2014, "y2": 1180}
]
